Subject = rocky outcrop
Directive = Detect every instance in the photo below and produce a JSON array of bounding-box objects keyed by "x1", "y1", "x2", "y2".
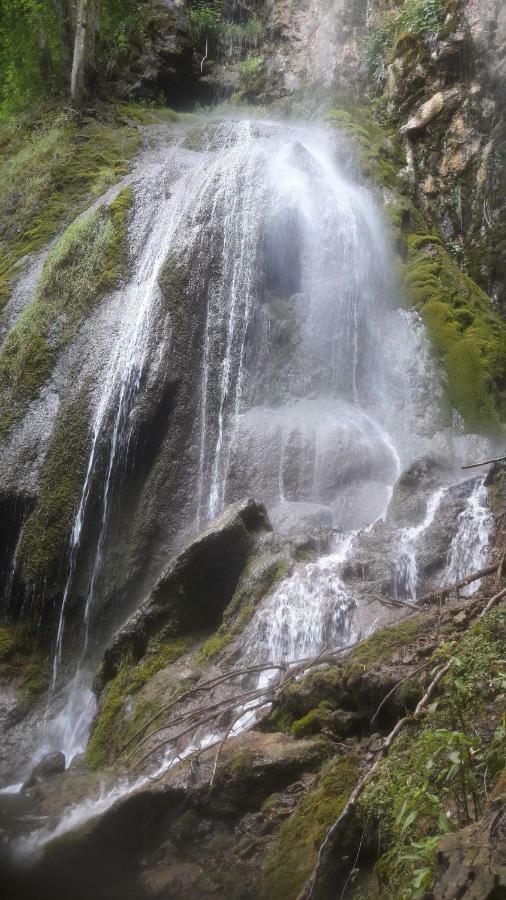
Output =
[
  {"x1": 433, "y1": 770, "x2": 506, "y2": 899},
  {"x1": 101, "y1": 499, "x2": 272, "y2": 682}
]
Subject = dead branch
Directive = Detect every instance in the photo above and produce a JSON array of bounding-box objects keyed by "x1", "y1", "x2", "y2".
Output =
[
  {"x1": 129, "y1": 646, "x2": 333, "y2": 772},
  {"x1": 371, "y1": 593, "x2": 422, "y2": 612},
  {"x1": 122, "y1": 644, "x2": 358, "y2": 763},
  {"x1": 297, "y1": 660, "x2": 453, "y2": 900},
  {"x1": 495, "y1": 550, "x2": 506, "y2": 590},
  {"x1": 416, "y1": 563, "x2": 497, "y2": 606},
  {"x1": 371, "y1": 661, "x2": 430, "y2": 724},
  {"x1": 479, "y1": 586, "x2": 506, "y2": 619},
  {"x1": 461, "y1": 454, "x2": 506, "y2": 470}
]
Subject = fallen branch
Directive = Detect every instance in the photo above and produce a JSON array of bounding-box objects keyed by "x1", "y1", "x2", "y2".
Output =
[
  {"x1": 417, "y1": 563, "x2": 497, "y2": 606},
  {"x1": 495, "y1": 550, "x2": 506, "y2": 590},
  {"x1": 297, "y1": 660, "x2": 453, "y2": 900},
  {"x1": 461, "y1": 454, "x2": 506, "y2": 470},
  {"x1": 479, "y1": 586, "x2": 506, "y2": 619}
]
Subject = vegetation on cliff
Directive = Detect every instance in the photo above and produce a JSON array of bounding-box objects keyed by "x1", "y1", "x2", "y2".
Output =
[{"x1": 0, "y1": 187, "x2": 133, "y2": 438}]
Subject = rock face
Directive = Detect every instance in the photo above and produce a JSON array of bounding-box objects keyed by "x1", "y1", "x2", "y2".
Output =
[
  {"x1": 101, "y1": 498, "x2": 272, "y2": 682},
  {"x1": 125, "y1": 0, "x2": 198, "y2": 104},
  {"x1": 433, "y1": 771, "x2": 506, "y2": 899}
]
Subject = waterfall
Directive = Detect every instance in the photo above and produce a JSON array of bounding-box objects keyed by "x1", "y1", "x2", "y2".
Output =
[
  {"x1": 242, "y1": 532, "x2": 356, "y2": 675},
  {"x1": 444, "y1": 478, "x2": 493, "y2": 595},
  {"x1": 40, "y1": 116, "x2": 496, "y2": 768}
]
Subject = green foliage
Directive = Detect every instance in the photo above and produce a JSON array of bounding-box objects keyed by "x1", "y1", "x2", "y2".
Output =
[
  {"x1": 406, "y1": 239, "x2": 506, "y2": 430},
  {"x1": 86, "y1": 634, "x2": 193, "y2": 769},
  {"x1": 189, "y1": 0, "x2": 223, "y2": 40},
  {"x1": 0, "y1": 187, "x2": 132, "y2": 439},
  {"x1": 261, "y1": 755, "x2": 359, "y2": 899},
  {"x1": 358, "y1": 608, "x2": 506, "y2": 898},
  {"x1": 0, "y1": 0, "x2": 65, "y2": 112},
  {"x1": 238, "y1": 54, "x2": 265, "y2": 94},
  {"x1": 222, "y1": 17, "x2": 263, "y2": 53},
  {"x1": 365, "y1": 0, "x2": 447, "y2": 80}
]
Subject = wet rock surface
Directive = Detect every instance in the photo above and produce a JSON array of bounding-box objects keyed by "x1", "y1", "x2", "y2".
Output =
[{"x1": 101, "y1": 498, "x2": 272, "y2": 683}]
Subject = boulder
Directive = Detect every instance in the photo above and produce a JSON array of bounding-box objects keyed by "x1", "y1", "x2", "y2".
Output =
[
  {"x1": 101, "y1": 499, "x2": 271, "y2": 682},
  {"x1": 387, "y1": 456, "x2": 452, "y2": 528},
  {"x1": 22, "y1": 752, "x2": 66, "y2": 793}
]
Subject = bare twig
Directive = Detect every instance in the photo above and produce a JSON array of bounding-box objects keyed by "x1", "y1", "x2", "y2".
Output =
[
  {"x1": 495, "y1": 550, "x2": 506, "y2": 590},
  {"x1": 479, "y1": 587, "x2": 506, "y2": 619},
  {"x1": 461, "y1": 454, "x2": 506, "y2": 470},
  {"x1": 371, "y1": 661, "x2": 430, "y2": 724},
  {"x1": 417, "y1": 563, "x2": 497, "y2": 607}
]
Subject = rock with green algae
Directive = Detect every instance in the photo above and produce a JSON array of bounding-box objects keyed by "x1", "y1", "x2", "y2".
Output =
[
  {"x1": 0, "y1": 110, "x2": 142, "y2": 310},
  {"x1": 0, "y1": 187, "x2": 133, "y2": 441},
  {"x1": 16, "y1": 387, "x2": 92, "y2": 597},
  {"x1": 405, "y1": 237, "x2": 506, "y2": 431},
  {"x1": 11, "y1": 731, "x2": 326, "y2": 900},
  {"x1": 260, "y1": 754, "x2": 359, "y2": 900}
]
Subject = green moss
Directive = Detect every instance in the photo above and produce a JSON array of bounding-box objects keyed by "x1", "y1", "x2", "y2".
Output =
[
  {"x1": 261, "y1": 754, "x2": 359, "y2": 900},
  {"x1": 0, "y1": 108, "x2": 141, "y2": 308},
  {"x1": 0, "y1": 622, "x2": 29, "y2": 662},
  {"x1": 86, "y1": 634, "x2": 192, "y2": 770},
  {"x1": 291, "y1": 703, "x2": 337, "y2": 739},
  {"x1": 326, "y1": 104, "x2": 403, "y2": 190},
  {"x1": 18, "y1": 389, "x2": 91, "y2": 593},
  {"x1": 351, "y1": 616, "x2": 426, "y2": 669},
  {"x1": 406, "y1": 240, "x2": 506, "y2": 430},
  {"x1": 357, "y1": 607, "x2": 506, "y2": 898},
  {"x1": 0, "y1": 187, "x2": 132, "y2": 439},
  {"x1": 0, "y1": 620, "x2": 49, "y2": 709}
]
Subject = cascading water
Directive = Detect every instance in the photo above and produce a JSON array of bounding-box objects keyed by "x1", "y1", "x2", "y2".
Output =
[
  {"x1": 444, "y1": 477, "x2": 493, "y2": 595},
  {"x1": 393, "y1": 487, "x2": 447, "y2": 602}
]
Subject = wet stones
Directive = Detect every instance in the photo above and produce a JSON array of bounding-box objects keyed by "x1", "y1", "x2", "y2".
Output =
[{"x1": 22, "y1": 751, "x2": 66, "y2": 795}]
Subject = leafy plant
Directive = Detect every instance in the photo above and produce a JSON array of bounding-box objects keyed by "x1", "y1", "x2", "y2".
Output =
[{"x1": 365, "y1": 0, "x2": 447, "y2": 81}]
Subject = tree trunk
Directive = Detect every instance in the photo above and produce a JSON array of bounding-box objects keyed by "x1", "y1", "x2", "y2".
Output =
[
  {"x1": 70, "y1": 0, "x2": 101, "y2": 104},
  {"x1": 52, "y1": 0, "x2": 73, "y2": 76}
]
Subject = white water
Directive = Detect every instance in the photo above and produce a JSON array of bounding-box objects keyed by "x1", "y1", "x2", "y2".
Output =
[
  {"x1": 444, "y1": 478, "x2": 493, "y2": 595},
  {"x1": 242, "y1": 532, "x2": 356, "y2": 680},
  {"x1": 394, "y1": 487, "x2": 447, "y2": 602}
]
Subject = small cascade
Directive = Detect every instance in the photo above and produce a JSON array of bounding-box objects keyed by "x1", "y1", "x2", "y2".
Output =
[
  {"x1": 444, "y1": 478, "x2": 493, "y2": 595},
  {"x1": 393, "y1": 487, "x2": 447, "y2": 602},
  {"x1": 242, "y1": 533, "x2": 356, "y2": 677}
]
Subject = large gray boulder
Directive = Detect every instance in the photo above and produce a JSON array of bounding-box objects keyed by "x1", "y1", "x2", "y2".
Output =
[{"x1": 101, "y1": 498, "x2": 271, "y2": 682}]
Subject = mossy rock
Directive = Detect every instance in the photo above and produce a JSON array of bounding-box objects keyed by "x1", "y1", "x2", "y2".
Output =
[
  {"x1": 261, "y1": 754, "x2": 359, "y2": 899},
  {"x1": 0, "y1": 187, "x2": 133, "y2": 439},
  {"x1": 85, "y1": 633, "x2": 194, "y2": 770},
  {"x1": 405, "y1": 240, "x2": 506, "y2": 430},
  {"x1": 18, "y1": 388, "x2": 92, "y2": 595},
  {"x1": 0, "y1": 620, "x2": 50, "y2": 710},
  {"x1": 0, "y1": 107, "x2": 142, "y2": 309}
]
